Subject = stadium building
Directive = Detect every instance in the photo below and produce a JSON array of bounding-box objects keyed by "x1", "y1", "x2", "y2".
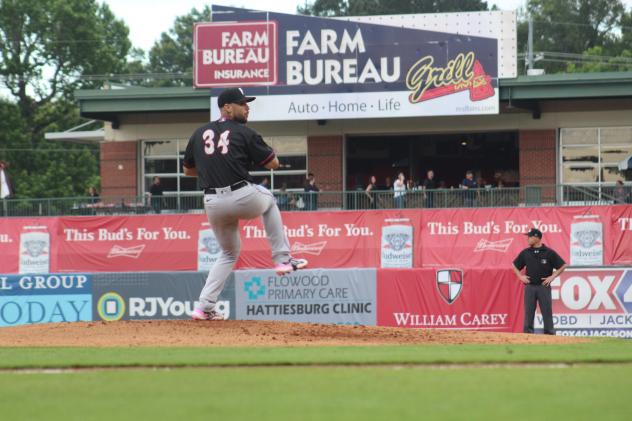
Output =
[{"x1": 61, "y1": 7, "x2": 632, "y2": 205}]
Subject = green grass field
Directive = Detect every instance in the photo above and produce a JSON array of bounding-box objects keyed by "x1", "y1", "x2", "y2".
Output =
[{"x1": 2, "y1": 340, "x2": 632, "y2": 420}]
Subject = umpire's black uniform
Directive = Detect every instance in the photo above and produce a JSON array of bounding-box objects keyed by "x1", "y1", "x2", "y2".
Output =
[{"x1": 513, "y1": 229, "x2": 566, "y2": 335}]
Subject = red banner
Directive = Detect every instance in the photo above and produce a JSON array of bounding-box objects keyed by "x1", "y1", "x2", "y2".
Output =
[
  {"x1": 377, "y1": 268, "x2": 523, "y2": 332},
  {"x1": 0, "y1": 205, "x2": 631, "y2": 274}
]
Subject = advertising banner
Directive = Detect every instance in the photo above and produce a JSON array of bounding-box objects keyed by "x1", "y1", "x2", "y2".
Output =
[
  {"x1": 420, "y1": 205, "x2": 632, "y2": 269},
  {"x1": 377, "y1": 268, "x2": 522, "y2": 332},
  {"x1": 0, "y1": 274, "x2": 92, "y2": 326},
  {"x1": 200, "y1": 6, "x2": 499, "y2": 120},
  {"x1": 92, "y1": 272, "x2": 235, "y2": 321},
  {"x1": 0, "y1": 205, "x2": 631, "y2": 273},
  {"x1": 57, "y1": 215, "x2": 207, "y2": 272},
  {"x1": 235, "y1": 268, "x2": 376, "y2": 325},
  {"x1": 0, "y1": 218, "x2": 59, "y2": 275},
  {"x1": 535, "y1": 268, "x2": 632, "y2": 338}
]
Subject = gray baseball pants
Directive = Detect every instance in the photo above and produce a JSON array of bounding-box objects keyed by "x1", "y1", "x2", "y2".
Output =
[
  {"x1": 197, "y1": 183, "x2": 291, "y2": 312},
  {"x1": 523, "y1": 283, "x2": 555, "y2": 334}
]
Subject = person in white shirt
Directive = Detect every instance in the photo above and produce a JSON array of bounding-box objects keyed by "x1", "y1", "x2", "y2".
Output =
[
  {"x1": 0, "y1": 160, "x2": 14, "y2": 216},
  {"x1": 0, "y1": 160, "x2": 14, "y2": 199},
  {"x1": 393, "y1": 171, "x2": 406, "y2": 209}
]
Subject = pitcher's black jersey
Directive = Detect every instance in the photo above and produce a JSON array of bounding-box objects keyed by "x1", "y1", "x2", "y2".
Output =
[{"x1": 183, "y1": 119, "x2": 275, "y2": 188}]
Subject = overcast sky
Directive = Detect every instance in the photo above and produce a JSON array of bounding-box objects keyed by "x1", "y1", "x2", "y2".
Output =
[{"x1": 102, "y1": 0, "x2": 545, "y2": 53}]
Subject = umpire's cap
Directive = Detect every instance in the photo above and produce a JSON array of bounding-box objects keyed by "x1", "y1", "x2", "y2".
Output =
[
  {"x1": 217, "y1": 88, "x2": 256, "y2": 108},
  {"x1": 526, "y1": 228, "x2": 543, "y2": 238}
]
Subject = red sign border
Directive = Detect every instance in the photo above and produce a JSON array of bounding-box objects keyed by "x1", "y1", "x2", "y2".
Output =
[{"x1": 193, "y1": 21, "x2": 278, "y2": 88}]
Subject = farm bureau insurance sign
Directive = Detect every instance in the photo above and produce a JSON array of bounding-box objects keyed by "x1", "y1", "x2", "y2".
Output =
[{"x1": 196, "y1": 6, "x2": 499, "y2": 121}]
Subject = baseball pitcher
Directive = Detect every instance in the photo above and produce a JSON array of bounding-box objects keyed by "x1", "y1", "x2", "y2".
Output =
[{"x1": 183, "y1": 88, "x2": 308, "y2": 321}]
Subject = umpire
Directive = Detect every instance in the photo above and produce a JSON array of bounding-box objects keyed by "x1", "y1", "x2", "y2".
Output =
[{"x1": 512, "y1": 228, "x2": 567, "y2": 335}]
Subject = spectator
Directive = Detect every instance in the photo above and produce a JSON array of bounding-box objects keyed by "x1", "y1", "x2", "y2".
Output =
[
  {"x1": 149, "y1": 176, "x2": 165, "y2": 214},
  {"x1": 259, "y1": 177, "x2": 270, "y2": 189},
  {"x1": 461, "y1": 170, "x2": 478, "y2": 207},
  {"x1": 0, "y1": 160, "x2": 15, "y2": 216},
  {"x1": 393, "y1": 172, "x2": 406, "y2": 209},
  {"x1": 383, "y1": 176, "x2": 392, "y2": 191},
  {"x1": 276, "y1": 182, "x2": 290, "y2": 211},
  {"x1": 0, "y1": 160, "x2": 14, "y2": 199},
  {"x1": 422, "y1": 169, "x2": 436, "y2": 208},
  {"x1": 614, "y1": 180, "x2": 629, "y2": 204},
  {"x1": 493, "y1": 171, "x2": 505, "y2": 188},
  {"x1": 304, "y1": 172, "x2": 320, "y2": 210},
  {"x1": 87, "y1": 186, "x2": 100, "y2": 203},
  {"x1": 365, "y1": 175, "x2": 377, "y2": 209}
]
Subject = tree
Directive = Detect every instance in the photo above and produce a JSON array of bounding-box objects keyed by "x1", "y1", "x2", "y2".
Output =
[
  {"x1": 147, "y1": 6, "x2": 211, "y2": 87},
  {"x1": 518, "y1": 0, "x2": 627, "y2": 74},
  {"x1": 565, "y1": 46, "x2": 632, "y2": 73},
  {"x1": 0, "y1": 0, "x2": 132, "y2": 198},
  {"x1": 298, "y1": 0, "x2": 489, "y2": 16}
]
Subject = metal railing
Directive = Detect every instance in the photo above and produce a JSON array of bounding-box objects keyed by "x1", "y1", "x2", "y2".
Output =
[{"x1": 0, "y1": 185, "x2": 629, "y2": 217}]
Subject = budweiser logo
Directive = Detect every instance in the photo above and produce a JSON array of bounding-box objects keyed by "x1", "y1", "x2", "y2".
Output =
[
  {"x1": 473, "y1": 238, "x2": 513, "y2": 253},
  {"x1": 107, "y1": 244, "x2": 146, "y2": 259},
  {"x1": 291, "y1": 241, "x2": 327, "y2": 256}
]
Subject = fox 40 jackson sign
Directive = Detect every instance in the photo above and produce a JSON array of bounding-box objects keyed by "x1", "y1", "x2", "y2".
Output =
[
  {"x1": 195, "y1": 6, "x2": 505, "y2": 120},
  {"x1": 535, "y1": 268, "x2": 632, "y2": 338}
]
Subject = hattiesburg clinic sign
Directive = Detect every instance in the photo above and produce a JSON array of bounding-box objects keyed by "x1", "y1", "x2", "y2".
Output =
[{"x1": 195, "y1": 6, "x2": 501, "y2": 120}]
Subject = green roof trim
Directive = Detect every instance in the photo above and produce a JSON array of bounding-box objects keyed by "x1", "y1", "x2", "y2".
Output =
[{"x1": 75, "y1": 72, "x2": 632, "y2": 120}]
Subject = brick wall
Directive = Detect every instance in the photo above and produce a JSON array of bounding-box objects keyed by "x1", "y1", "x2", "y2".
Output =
[
  {"x1": 519, "y1": 129, "x2": 557, "y2": 203},
  {"x1": 307, "y1": 135, "x2": 343, "y2": 208},
  {"x1": 100, "y1": 141, "x2": 138, "y2": 198},
  {"x1": 519, "y1": 129, "x2": 557, "y2": 186}
]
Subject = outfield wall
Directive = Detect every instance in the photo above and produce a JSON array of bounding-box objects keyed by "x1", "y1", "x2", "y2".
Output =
[
  {"x1": 1, "y1": 205, "x2": 631, "y2": 273},
  {"x1": 1, "y1": 268, "x2": 631, "y2": 337}
]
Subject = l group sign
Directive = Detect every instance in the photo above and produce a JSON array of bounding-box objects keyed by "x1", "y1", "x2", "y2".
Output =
[{"x1": 197, "y1": 6, "x2": 505, "y2": 120}]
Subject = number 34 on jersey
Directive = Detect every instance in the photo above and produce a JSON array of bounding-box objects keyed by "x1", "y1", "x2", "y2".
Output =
[{"x1": 203, "y1": 129, "x2": 230, "y2": 155}]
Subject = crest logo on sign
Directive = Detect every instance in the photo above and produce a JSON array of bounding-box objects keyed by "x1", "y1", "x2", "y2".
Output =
[
  {"x1": 436, "y1": 269, "x2": 463, "y2": 304},
  {"x1": 385, "y1": 233, "x2": 410, "y2": 251}
]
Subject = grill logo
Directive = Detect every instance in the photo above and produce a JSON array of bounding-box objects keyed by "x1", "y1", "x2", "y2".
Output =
[{"x1": 436, "y1": 269, "x2": 463, "y2": 304}]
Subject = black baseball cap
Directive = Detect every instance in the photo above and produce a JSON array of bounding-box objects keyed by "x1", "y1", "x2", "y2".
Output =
[
  {"x1": 217, "y1": 88, "x2": 256, "y2": 108},
  {"x1": 526, "y1": 228, "x2": 543, "y2": 238}
]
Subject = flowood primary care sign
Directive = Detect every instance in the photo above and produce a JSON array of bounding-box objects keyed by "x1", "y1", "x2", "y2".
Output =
[{"x1": 195, "y1": 6, "x2": 500, "y2": 120}]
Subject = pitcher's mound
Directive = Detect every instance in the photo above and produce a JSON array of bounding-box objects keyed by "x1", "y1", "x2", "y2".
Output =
[{"x1": 0, "y1": 320, "x2": 586, "y2": 347}]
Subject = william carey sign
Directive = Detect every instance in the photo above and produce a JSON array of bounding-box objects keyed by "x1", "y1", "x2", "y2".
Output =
[{"x1": 195, "y1": 6, "x2": 500, "y2": 120}]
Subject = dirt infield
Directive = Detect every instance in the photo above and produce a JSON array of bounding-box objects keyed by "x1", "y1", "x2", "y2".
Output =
[{"x1": 0, "y1": 320, "x2": 587, "y2": 347}]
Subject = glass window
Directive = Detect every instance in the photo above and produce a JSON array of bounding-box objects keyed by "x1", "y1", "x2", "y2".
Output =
[
  {"x1": 143, "y1": 140, "x2": 177, "y2": 156},
  {"x1": 180, "y1": 176, "x2": 199, "y2": 191},
  {"x1": 562, "y1": 165, "x2": 598, "y2": 183},
  {"x1": 265, "y1": 136, "x2": 307, "y2": 155},
  {"x1": 561, "y1": 127, "x2": 632, "y2": 191},
  {"x1": 142, "y1": 138, "x2": 308, "y2": 195},
  {"x1": 144, "y1": 158, "x2": 178, "y2": 174},
  {"x1": 145, "y1": 176, "x2": 178, "y2": 193},
  {"x1": 602, "y1": 167, "x2": 632, "y2": 183},
  {"x1": 561, "y1": 128, "x2": 597, "y2": 145},
  {"x1": 562, "y1": 146, "x2": 599, "y2": 163},
  {"x1": 601, "y1": 145, "x2": 632, "y2": 165},
  {"x1": 601, "y1": 127, "x2": 632, "y2": 145},
  {"x1": 271, "y1": 174, "x2": 309, "y2": 190}
]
